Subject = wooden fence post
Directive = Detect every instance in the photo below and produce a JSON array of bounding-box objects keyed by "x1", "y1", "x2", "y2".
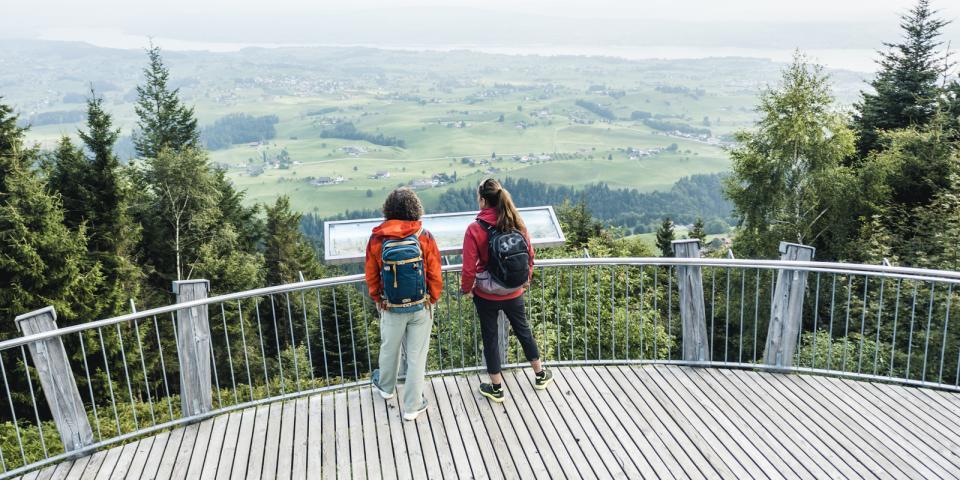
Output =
[
  {"x1": 764, "y1": 242, "x2": 816, "y2": 368},
  {"x1": 15, "y1": 307, "x2": 94, "y2": 452},
  {"x1": 173, "y1": 280, "x2": 212, "y2": 417},
  {"x1": 672, "y1": 240, "x2": 710, "y2": 362}
]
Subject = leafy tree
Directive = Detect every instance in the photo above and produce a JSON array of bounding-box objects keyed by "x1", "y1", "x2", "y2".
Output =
[
  {"x1": 133, "y1": 147, "x2": 218, "y2": 285},
  {"x1": 724, "y1": 54, "x2": 856, "y2": 258},
  {"x1": 858, "y1": 214, "x2": 900, "y2": 266},
  {"x1": 655, "y1": 217, "x2": 675, "y2": 257},
  {"x1": 689, "y1": 217, "x2": 707, "y2": 244},
  {"x1": 191, "y1": 223, "x2": 264, "y2": 294},
  {"x1": 131, "y1": 46, "x2": 266, "y2": 295},
  {"x1": 852, "y1": 0, "x2": 951, "y2": 157},
  {"x1": 133, "y1": 44, "x2": 200, "y2": 158}
]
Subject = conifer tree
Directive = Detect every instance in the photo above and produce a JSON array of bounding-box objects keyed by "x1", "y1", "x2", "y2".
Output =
[
  {"x1": 47, "y1": 91, "x2": 144, "y2": 317},
  {"x1": 852, "y1": 0, "x2": 951, "y2": 157},
  {"x1": 133, "y1": 44, "x2": 200, "y2": 158},
  {"x1": 556, "y1": 198, "x2": 603, "y2": 250},
  {"x1": 0, "y1": 100, "x2": 100, "y2": 333},
  {"x1": 689, "y1": 217, "x2": 707, "y2": 244},
  {"x1": 264, "y1": 196, "x2": 323, "y2": 286},
  {"x1": 47, "y1": 137, "x2": 91, "y2": 229},
  {"x1": 81, "y1": 92, "x2": 142, "y2": 308},
  {"x1": 214, "y1": 168, "x2": 262, "y2": 253},
  {"x1": 656, "y1": 217, "x2": 675, "y2": 257}
]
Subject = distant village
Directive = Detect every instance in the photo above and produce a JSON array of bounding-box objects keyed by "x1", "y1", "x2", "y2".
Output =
[{"x1": 230, "y1": 134, "x2": 719, "y2": 195}]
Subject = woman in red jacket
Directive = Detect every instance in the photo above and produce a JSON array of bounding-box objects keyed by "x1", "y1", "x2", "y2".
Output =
[{"x1": 461, "y1": 178, "x2": 552, "y2": 402}]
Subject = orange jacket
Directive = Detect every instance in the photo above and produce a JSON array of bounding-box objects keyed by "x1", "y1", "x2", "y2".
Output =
[{"x1": 365, "y1": 219, "x2": 442, "y2": 305}]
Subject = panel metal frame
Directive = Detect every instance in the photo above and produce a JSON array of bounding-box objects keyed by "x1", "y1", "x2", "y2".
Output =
[{"x1": 322, "y1": 205, "x2": 566, "y2": 264}]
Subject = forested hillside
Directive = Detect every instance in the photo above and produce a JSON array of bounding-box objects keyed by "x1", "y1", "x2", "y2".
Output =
[{"x1": 435, "y1": 175, "x2": 732, "y2": 233}]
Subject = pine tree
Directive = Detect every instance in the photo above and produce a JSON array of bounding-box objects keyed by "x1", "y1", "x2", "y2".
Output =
[
  {"x1": 133, "y1": 44, "x2": 200, "y2": 158},
  {"x1": 79, "y1": 90, "x2": 125, "y2": 245},
  {"x1": 213, "y1": 168, "x2": 262, "y2": 254},
  {"x1": 47, "y1": 92, "x2": 144, "y2": 317},
  {"x1": 656, "y1": 217, "x2": 675, "y2": 257},
  {"x1": 264, "y1": 196, "x2": 323, "y2": 286},
  {"x1": 556, "y1": 198, "x2": 604, "y2": 250},
  {"x1": 852, "y1": 0, "x2": 951, "y2": 157},
  {"x1": 0, "y1": 102, "x2": 25, "y2": 154},
  {"x1": 80, "y1": 91, "x2": 142, "y2": 309},
  {"x1": 47, "y1": 136, "x2": 91, "y2": 229},
  {"x1": 945, "y1": 79, "x2": 960, "y2": 141},
  {"x1": 689, "y1": 217, "x2": 707, "y2": 244},
  {"x1": 0, "y1": 100, "x2": 101, "y2": 333}
]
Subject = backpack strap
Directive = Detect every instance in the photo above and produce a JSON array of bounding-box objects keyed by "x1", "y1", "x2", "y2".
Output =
[
  {"x1": 383, "y1": 256, "x2": 423, "y2": 266},
  {"x1": 476, "y1": 219, "x2": 497, "y2": 234},
  {"x1": 384, "y1": 297, "x2": 428, "y2": 309}
]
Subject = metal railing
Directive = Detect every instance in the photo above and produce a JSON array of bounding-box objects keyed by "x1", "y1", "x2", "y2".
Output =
[{"x1": 3, "y1": 250, "x2": 960, "y2": 477}]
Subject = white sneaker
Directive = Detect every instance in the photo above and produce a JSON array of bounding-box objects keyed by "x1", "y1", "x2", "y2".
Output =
[
  {"x1": 403, "y1": 403, "x2": 428, "y2": 421},
  {"x1": 374, "y1": 384, "x2": 395, "y2": 399},
  {"x1": 371, "y1": 369, "x2": 395, "y2": 399}
]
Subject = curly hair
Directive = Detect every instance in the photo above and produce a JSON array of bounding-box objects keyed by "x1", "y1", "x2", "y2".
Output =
[{"x1": 382, "y1": 187, "x2": 424, "y2": 221}]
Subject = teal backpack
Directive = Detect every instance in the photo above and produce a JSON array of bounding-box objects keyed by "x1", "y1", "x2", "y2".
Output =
[{"x1": 381, "y1": 231, "x2": 427, "y2": 312}]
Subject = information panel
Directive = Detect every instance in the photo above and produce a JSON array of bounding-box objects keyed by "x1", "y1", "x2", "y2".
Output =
[{"x1": 323, "y1": 206, "x2": 566, "y2": 264}]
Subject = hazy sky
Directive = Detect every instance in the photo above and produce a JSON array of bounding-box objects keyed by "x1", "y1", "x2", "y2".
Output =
[
  {"x1": 5, "y1": 0, "x2": 952, "y2": 24},
  {"x1": 3, "y1": 0, "x2": 959, "y2": 62}
]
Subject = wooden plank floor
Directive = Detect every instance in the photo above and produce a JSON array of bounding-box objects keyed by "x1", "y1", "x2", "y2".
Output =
[{"x1": 16, "y1": 365, "x2": 960, "y2": 479}]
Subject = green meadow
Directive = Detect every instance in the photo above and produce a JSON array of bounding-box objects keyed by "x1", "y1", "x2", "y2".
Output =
[{"x1": 9, "y1": 44, "x2": 868, "y2": 217}]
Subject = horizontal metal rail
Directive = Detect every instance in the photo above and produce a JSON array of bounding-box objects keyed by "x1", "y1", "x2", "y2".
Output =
[
  {"x1": 4, "y1": 257, "x2": 960, "y2": 351},
  {"x1": 3, "y1": 256, "x2": 960, "y2": 477}
]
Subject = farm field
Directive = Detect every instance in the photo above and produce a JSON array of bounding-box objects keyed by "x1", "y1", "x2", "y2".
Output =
[{"x1": 5, "y1": 41, "x2": 869, "y2": 217}]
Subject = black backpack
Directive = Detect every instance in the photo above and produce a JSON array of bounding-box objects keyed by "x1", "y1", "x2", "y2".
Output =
[{"x1": 477, "y1": 220, "x2": 530, "y2": 289}]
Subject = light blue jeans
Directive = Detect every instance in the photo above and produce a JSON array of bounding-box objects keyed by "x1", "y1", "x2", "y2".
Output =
[{"x1": 373, "y1": 306, "x2": 433, "y2": 412}]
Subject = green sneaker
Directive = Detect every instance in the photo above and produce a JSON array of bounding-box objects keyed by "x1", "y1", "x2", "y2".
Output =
[
  {"x1": 479, "y1": 383, "x2": 505, "y2": 403},
  {"x1": 534, "y1": 369, "x2": 553, "y2": 390}
]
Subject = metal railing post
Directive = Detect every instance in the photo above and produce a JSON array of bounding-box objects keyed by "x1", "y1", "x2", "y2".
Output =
[
  {"x1": 173, "y1": 280, "x2": 212, "y2": 417},
  {"x1": 14, "y1": 307, "x2": 94, "y2": 452},
  {"x1": 764, "y1": 242, "x2": 816, "y2": 368},
  {"x1": 672, "y1": 240, "x2": 710, "y2": 362}
]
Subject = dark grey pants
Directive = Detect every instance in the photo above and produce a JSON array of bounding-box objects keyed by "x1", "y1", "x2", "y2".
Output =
[{"x1": 474, "y1": 295, "x2": 540, "y2": 374}]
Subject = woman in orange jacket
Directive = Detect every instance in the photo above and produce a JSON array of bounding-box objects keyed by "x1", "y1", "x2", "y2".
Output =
[{"x1": 365, "y1": 188, "x2": 442, "y2": 420}]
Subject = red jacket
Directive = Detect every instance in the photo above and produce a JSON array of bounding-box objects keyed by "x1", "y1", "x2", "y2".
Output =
[
  {"x1": 365, "y1": 220, "x2": 442, "y2": 304},
  {"x1": 461, "y1": 208, "x2": 535, "y2": 300}
]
